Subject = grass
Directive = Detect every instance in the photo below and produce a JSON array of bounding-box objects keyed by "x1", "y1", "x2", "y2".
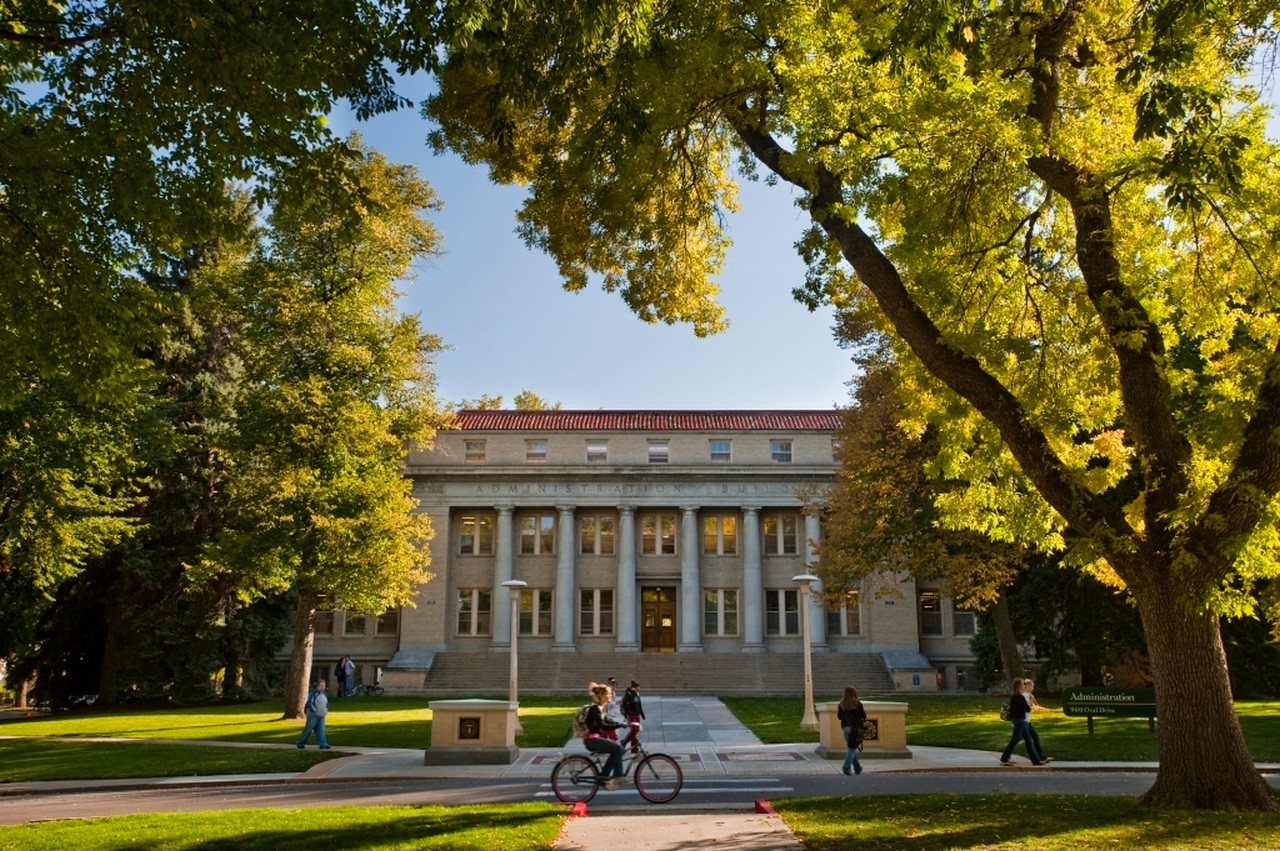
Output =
[
  {"x1": 0, "y1": 802, "x2": 566, "y2": 851},
  {"x1": 0, "y1": 739, "x2": 341, "y2": 782},
  {"x1": 721, "y1": 694, "x2": 1280, "y2": 761},
  {"x1": 773, "y1": 794, "x2": 1280, "y2": 850}
]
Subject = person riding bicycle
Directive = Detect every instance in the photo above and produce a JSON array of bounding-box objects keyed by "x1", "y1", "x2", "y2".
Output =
[{"x1": 583, "y1": 682, "x2": 628, "y2": 790}]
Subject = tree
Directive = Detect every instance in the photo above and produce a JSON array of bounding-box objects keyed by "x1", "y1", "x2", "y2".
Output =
[
  {"x1": 196, "y1": 145, "x2": 447, "y2": 718},
  {"x1": 0, "y1": 1, "x2": 434, "y2": 404},
  {"x1": 426, "y1": 1, "x2": 1280, "y2": 808}
]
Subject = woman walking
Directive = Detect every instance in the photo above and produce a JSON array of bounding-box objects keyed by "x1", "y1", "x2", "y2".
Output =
[
  {"x1": 999, "y1": 677, "x2": 1046, "y2": 766},
  {"x1": 837, "y1": 685, "x2": 867, "y2": 776}
]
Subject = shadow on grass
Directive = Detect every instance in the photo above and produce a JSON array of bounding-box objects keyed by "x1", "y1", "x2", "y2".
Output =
[{"x1": 777, "y1": 794, "x2": 1280, "y2": 851}]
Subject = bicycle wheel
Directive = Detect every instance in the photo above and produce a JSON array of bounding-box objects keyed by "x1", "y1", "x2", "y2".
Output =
[
  {"x1": 551, "y1": 754, "x2": 600, "y2": 804},
  {"x1": 634, "y1": 753, "x2": 682, "y2": 803},
  {"x1": 370, "y1": 685, "x2": 384, "y2": 696}
]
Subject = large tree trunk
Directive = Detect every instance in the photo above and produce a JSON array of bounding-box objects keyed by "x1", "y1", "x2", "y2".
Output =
[
  {"x1": 991, "y1": 592, "x2": 1024, "y2": 683},
  {"x1": 1135, "y1": 584, "x2": 1278, "y2": 810},
  {"x1": 281, "y1": 590, "x2": 318, "y2": 720}
]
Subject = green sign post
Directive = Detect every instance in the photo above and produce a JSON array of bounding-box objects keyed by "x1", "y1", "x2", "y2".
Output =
[{"x1": 1062, "y1": 688, "x2": 1157, "y2": 734}]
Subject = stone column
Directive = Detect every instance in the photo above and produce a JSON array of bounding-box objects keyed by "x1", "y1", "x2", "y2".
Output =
[
  {"x1": 491, "y1": 505, "x2": 514, "y2": 650},
  {"x1": 554, "y1": 505, "x2": 577, "y2": 651},
  {"x1": 805, "y1": 509, "x2": 828, "y2": 649},
  {"x1": 616, "y1": 505, "x2": 639, "y2": 650},
  {"x1": 679, "y1": 505, "x2": 703, "y2": 652},
  {"x1": 741, "y1": 506, "x2": 764, "y2": 652}
]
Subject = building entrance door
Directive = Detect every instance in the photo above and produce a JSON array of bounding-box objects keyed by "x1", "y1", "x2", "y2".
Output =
[{"x1": 641, "y1": 587, "x2": 677, "y2": 652}]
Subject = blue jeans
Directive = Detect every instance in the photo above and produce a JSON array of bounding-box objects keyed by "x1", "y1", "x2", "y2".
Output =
[
  {"x1": 297, "y1": 713, "x2": 329, "y2": 748},
  {"x1": 585, "y1": 736, "x2": 624, "y2": 779},
  {"x1": 1001, "y1": 718, "x2": 1042, "y2": 763},
  {"x1": 841, "y1": 727, "x2": 863, "y2": 774}
]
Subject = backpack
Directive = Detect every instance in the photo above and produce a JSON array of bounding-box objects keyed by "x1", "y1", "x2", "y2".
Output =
[
  {"x1": 621, "y1": 689, "x2": 638, "y2": 716},
  {"x1": 305, "y1": 688, "x2": 318, "y2": 715},
  {"x1": 998, "y1": 696, "x2": 1011, "y2": 721},
  {"x1": 572, "y1": 703, "x2": 592, "y2": 738}
]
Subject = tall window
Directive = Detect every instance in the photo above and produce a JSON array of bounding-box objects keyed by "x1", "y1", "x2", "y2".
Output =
[
  {"x1": 580, "y1": 514, "x2": 615, "y2": 555},
  {"x1": 953, "y1": 608, "x2": 977, "y2": 636},
  {"x1": 762, "y1": 513, "x2": 799, "y2": 555},
  {"x1": 518, "y1": 588, "x2": 554, "y2": 636},
  {"x1": 344, "y1": 612, "x2": 367, "y2": 636},
  {"x1": 586, "y1": 439, "x2": 608, "y2": 463},
  {"x1": 314, "y1": 609, "x2": 335, "y2": 635},
  {"x1": 520, "y1": 513, "x2": 556, "y2": 555},
  {"x1": 457, "y1": 589, "x2": 491, "y2": 636},
  {"x1": 765, "y1": 589, "x2": 800, "y2": 635},
  {"x1": 376, "y1": 609, "x2": 400, "y2": 636},
  {"x1": 919, "y1": 590, "x2": 943, "y2": 636},
  {"x1": 580, "y1": 589, "x2": 614, "y2": 636},
  {"x1": 464, "y1": 440, "x2": 486, "y2": 463},
  {"x1": 770, "y1": 439, "x2": 793, "y2": 463},
  {"x1": 641, "y1": 513, "x2": 677, "y2": 555},
  {"x1": 702, "y1": 514, "x2": 738, "y2": 555},
  {"x1": 459, "y1": 514, "x2": 495, "y2": 555},
  {"x1": 525, "y1": 439, "x2": 547, "y2": 463},
  {"x1": 704, "y1": 588, "x2": 739, "y2": 636},
  {"x1": 831, "y1": 438, "x2": 844, "y2": 461},
  {"x1": 647, "y1": 439, "x2": 669, "y2": 464},
  {"x1": 709, "y1": 439, "x2": 732, "y2": 462},
  {"x1": 826, "y1": 590, "x2": 861, "y2": 636}
]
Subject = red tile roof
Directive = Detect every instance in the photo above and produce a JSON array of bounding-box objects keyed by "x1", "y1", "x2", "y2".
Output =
[{"x1": 452, "y1": 410, "x2": 842, "y2": 431}]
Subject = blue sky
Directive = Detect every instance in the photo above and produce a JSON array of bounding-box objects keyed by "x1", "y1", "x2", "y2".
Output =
[{"x1": 330, "y1": 95, "x2": 857, "y2": 411}]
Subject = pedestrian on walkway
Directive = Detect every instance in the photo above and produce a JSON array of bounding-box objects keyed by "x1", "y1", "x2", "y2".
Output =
[
  {"x1": 1023, "y1": 678, "x2": 1051, "y2": 764},
  {"x1": 999, "y1": 677, "x2": 1045, "y2": 766},
  {"x1": 296, "y1": 679, "x2": 331, "y2": 750},
  {"x1": 837, "y1": 685, "x2": 867, "y2": 776},
  {"x1": 584, "y1": 681, "x2": 627, "y2": 789},
  {"x1": 619, "y1": 680, "x2": 646, "y2": 753}
]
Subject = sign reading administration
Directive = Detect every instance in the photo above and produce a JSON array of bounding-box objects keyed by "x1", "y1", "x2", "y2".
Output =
[{"x1": 1062, "y1": 687, "x2": 1157, "y2": 718}]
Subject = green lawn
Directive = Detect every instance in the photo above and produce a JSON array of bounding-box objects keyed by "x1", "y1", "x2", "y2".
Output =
[{"x1": 721, "y1": 695, "x2": 1280, "y2": 762}]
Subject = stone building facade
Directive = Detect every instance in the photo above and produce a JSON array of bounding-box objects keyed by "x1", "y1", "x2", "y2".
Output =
[{"x1": 306, "y1": 410, "x2": 980, "y2": 694}]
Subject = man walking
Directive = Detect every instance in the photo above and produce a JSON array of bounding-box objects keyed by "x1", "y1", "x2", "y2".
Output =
[{"x1": 296, "y1": 679, "x2": 331, "y2": 749}]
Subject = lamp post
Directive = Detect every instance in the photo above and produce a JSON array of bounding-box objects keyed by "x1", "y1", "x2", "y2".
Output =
[
  {"x1": 793, "y1": 573, "x2": 820, "y2": 731},
  {"x1": 502, "y1": 579, "x2": 527, "y2": 734}
]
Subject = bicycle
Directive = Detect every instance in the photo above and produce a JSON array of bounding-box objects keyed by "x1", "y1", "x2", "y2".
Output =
[
  {"x1": 347, "y1": 682, "x2": 384, "y2": 697},
  {"x1": 550, "y1": 725, "x2": 683, "y2": 804}
]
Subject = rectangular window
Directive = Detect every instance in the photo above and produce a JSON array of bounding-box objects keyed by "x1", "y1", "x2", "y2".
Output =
[
  {"x1": 953, "y1": 609, "x2": 977, "y2": 636},
  {"x1": 641, "y1": 513, "x2": 677, "y2": 555},
  {"x1": 703, "y1": 588, "x2": 739, "y2": 636},
  {"x1": 344, "y1": 612, "x2": 367, "y2": 636},
  {"x1": 702, "y1": 514, "x2": 738, "y2": 555},
  {"x1": 825, "y1": 590, "x2": 861, "y2": 636},
  {"x1": 464, "y1": 440, "x2": 486, "y2": 463},
  {"x1": 525, "y1": 439, "x2": 547, "y2": 464},
  {"x1": 580, "y1": 514, "x2": 615, "y2": 555},
  {"x1": 709, "y1": 439, "x2": 732, "y2": 462},
  {"x1": 314, "y1": 610, "x2": 335, "y2": 635},
  {"x1": 459, "y1": 514, "x2": 495, "y2": 555},
  {"x1": 831, "y1": 439, "x2": 844, "y2": 461},
  {"x1": 376, "y1": 609, "x2": 400, "y2": 636},
  {"x1": 518, "y1": 588, "x2": 554, "y2": 636},
  {"x1": 771, "y1": 440, "x2": 793, "y2": 463},
  {"x1": 647, "y1": 439, "x2": 669, "y2": 464},
  {"x1": 580, "y1": 589, "x2": 614, "y2": 636},
  {"x1": 586, "y1": 439, "x2": 608, "y2": 463},
  {"x1": 919, "y1": 589, "x2": 943, "y2": 636},
  {"x1": 457, "y1": 588, "x2": 492, "y2": 636},
  {"x1": 520, "y1": 513, "x2": 556, "y2": 555},
  {"x1": 762, "y1": 514, "x2": 799, "y2": 555},
  {"x1": 766, "y1": 589, "x2": 800, "y2": 635}
]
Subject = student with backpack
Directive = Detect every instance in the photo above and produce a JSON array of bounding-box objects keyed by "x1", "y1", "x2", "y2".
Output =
[
  {"x1": 619, "y1": 680, "x2": 646, "y2": 754},
  {"x1": 296, "y1": 679, "x2": 331, "y2": 749},
  {"x1": 581, "y1": 682, "x2": 628, "y2": 789}
]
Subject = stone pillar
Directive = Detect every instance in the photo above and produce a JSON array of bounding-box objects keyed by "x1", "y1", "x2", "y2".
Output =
[
  {"x1": 678, "y1": 505, "x2": 703, "y2": 652},
  {"x1": 491, "y1": 505, "x2": 514, "y2": 650},
  {"x1": 616, "y1": 505, "x2": 639, "y2": 650},
  {"x1": 741, "y1": 506, "x2": 764, "y2": 652},
  {"x1": 805, "y1": 509, "x2": 828, "y2": 649},
  {"x1": 554, "y1": 505, "x2": 577, "y2": 651}
]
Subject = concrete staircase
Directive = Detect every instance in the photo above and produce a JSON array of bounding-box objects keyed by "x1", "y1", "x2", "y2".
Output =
[{"x1": 422, "y1": 651, "x2": 896, "y2": 697}]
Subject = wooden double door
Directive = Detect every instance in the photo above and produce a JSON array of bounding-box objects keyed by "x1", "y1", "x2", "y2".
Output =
[{"x1": 640, "y1": 587, "x2": 676, "y2": 653}]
